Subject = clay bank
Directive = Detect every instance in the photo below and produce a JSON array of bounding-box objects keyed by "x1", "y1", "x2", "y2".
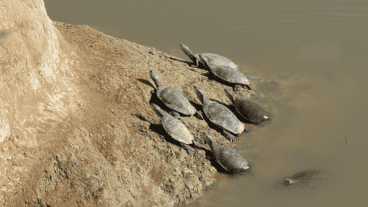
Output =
[{"x1": 0, "y1": 0, "x2": 270, "y2": 206}]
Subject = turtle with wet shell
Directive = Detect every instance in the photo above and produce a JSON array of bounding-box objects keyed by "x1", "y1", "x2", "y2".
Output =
[
  {"x1": 224, "y1": 88, "x2": 270, "y2": 124},
  {"x1": 203, "y1": 132, "x2": 249, "y2": 173},
  {"x1": 150, "y1": 70, "x2": 202, "y2": 119},
  {"x1": 180, "y1": 43, "x2": 251, "y2": 91},
  {"x1": 193, "y1": 85, "x2": 245, "y2": 142},
  {"x1": 151, "y1": 103, "x2": 197, "y2": 155}
]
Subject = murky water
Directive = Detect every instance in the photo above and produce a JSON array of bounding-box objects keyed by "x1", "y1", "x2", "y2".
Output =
[{"x1": 44, "y1": 0, "x2": 368, "y2": 206}]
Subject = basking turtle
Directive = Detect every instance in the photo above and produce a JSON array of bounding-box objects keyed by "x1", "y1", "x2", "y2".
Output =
[
  {"x1": 193, "y1": 85, "x2": 244, "y2": 142},
  {"x1": 150, "y1": 70, "x2": 202, "y2": 119},
  {"x1": 203, "y1": 132, "x2": 249, "y2": 173},
  {"x1": 151, "y1": 103, "x2": 196, "y2": 155},
  {"x1": 180, "y1": 43, "x2": 251, "y2": 91},
  {"x1": 224, "y1": 88, "x2": 270, "y2": 124}
]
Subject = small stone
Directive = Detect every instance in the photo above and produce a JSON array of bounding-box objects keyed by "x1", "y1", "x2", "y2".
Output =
[
  {"x1": 173, "y1": 168, "x2": 181, "y2": 175},
  {"x1": 185, "y1": 182, "x2": 194, "y2": 190},
  {"x1": 183, "y1": 168, "x2": 193, "y2": 174},
  {"x1": 169, "y1": 178, "x2": 175, "y2": 182}
]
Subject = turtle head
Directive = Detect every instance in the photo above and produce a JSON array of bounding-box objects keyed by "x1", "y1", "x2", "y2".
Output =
[
  {"x1": 284, "y1": 177, "x2": 297, "y2": 184},
  {"x1": 180, "y1": 43, "x2": 196, "y2": 62},
  {"x1": 203, "y1": 132, "x2": 215, "y2": 149},
  {"x1": 151, "y1": 103, "x2": 164, "y2": 118},
  {"x1": 260, "y1": 111, "x2": 271, "y2": 122},
  {"x1": 149, "y1": 70, "x2": 163, "y2": 88},
  {"x1": 230, "y1": 154, "x2": 250, "y2": 172},
  {"x1": 193, "y1": 85, "x2": 208, "y2": 104},
  {"x1": 150, "y1": 70, "x2": 159, "y2": 79},
  {"x1": 243, "y1": 165, "x2": 250, "y2": 170},
  {"x1": 246, "y1": 84, "x2": 252, "y2": 90},
  {"x1": 224, "y1": 88, "x2": 235, "y2": 103}
]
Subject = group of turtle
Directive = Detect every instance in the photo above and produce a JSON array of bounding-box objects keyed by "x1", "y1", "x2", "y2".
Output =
[{"x1": 149, "y1": 44, "x2": 271, "y2": 173}]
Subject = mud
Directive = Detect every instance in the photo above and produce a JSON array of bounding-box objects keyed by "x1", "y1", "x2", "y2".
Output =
[{"x1": 2, "y1": 20, "x2": 260, "y2": 206}]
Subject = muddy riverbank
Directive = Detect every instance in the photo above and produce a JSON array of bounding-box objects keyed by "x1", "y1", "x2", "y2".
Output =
[{"x1": 49, "y1": 21, "x2": 260, "y2": 206}]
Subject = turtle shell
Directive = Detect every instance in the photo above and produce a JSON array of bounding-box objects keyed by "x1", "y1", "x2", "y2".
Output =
[
  {"x1": 199, "y1": 53, "x2": 239, "y2": 70},
  {"x1": 200, "y1": 54, "x2": 250, "y2": 86},
  {"x1": 203, "y1": 101, "x2": 244, "y2": 134},
  {"x1": 156, "y1": 86, "x2": 196, "y2": 116},
  {"x1": 213, "y1": 145, "x2": 249, "y2": 172},
  {"x1": 234, "y1": 98, "x2": 270, "y2": 123},
  {"x1": 161, "y1": 114, "x2": 194, "y2": 144}
]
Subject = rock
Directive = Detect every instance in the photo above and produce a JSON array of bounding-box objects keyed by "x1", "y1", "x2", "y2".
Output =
[
  {"x1": 183, "y1": 168, "x2": 193, "y2": 174},
  {"x1": 173, "y1": 168, "x2": 182, "y2": 176}
]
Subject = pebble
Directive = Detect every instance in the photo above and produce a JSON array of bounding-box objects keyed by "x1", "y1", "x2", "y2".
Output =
[
  {"x1": 183, "y1": 168, "x2": 193, "y2": 174},
  {"x1": 169, "y1": 178, "x2": 175, "y2": 182},
  {"x1": 185, "y1": 182, "x2": 194, "y2": 190},
  {"x1": 173, "y1": 168, "x2": 181, "y2": 175}
]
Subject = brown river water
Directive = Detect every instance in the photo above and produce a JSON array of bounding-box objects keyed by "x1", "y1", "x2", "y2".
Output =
[{"x1": 44, "y1": 0, "x2": 368, "y2": 206}]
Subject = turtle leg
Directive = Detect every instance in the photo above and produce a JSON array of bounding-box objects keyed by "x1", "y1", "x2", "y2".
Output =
[
  {"x1": 194, "y1": 111, "x2": 204, "y2": 120},
  {"x1": 194, "y1": 55, "x2": 200, "y2": 67},
  {"x1": 234, "y1": 85, "x2": 243, "y2": 92},
  {"x1": 181, "y1": 143, "x2": 194, "y2": 155},
  {"x1": 190, "y1": 57, "x2": 200, "y2": 68},
  {"x1": 207, "y1": 72, "x2": 215, "y2": 80},
  {"x1": 171, "y1": 111, "x2": 180, "y2": 119},
  {"x1": 223, "y1": 130, "x2": 237, "y2": 142},
  {"x1": 192, "y1": 138, "x2": 197, "y2": 145}
]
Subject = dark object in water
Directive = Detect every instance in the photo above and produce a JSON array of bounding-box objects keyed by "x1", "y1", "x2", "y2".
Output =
[
  {"x1": 203, "y1": 132, "x2": 249, "y2": 173},
  {"x1": 224, "y1": 88, "x2": 271, "y2": 124}
]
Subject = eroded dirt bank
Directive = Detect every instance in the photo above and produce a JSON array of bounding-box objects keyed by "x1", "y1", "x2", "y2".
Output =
[
  {"x1": 1, "y1": 3, "x2": 259, "y2": 204},
  {"x1": 48, "y1": 21, "x2": 257, "y2": 206}
]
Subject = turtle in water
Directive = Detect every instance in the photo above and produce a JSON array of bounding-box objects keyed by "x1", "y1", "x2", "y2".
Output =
[
  {"x1": 224, "y1": 88, "x2": 270, "y2": 124},
  {"x1": 151, "y1": 103, "x2": 197, "y2": 155},
  {"x1": 193, "y1": 85, "x2": 244, "y2": 142},
  {"x1": 150, "y1": 70, "x2": 202, "y2": 119},
  {"x1": 283, "y1": 170, "x2": 323, "y2": 186},
  {"x1": 203, "y1": 132, "x2": 249, "y2": 173},
  {"x1": 180, "y1": 43, "x2": 251, "y2": 91}
]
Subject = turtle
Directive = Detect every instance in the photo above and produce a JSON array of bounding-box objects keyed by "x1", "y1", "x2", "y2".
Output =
[
  {"x1": 283, "y1": 170, "x2": 323, "y2": 186},
  {"x1": 224, "y1": 88, "x2": 270, "y2": 124},
  {"x1": 284, "y1": 177, "x2": 298, "y2": 184},
  {"x1": 150, "y1": 70, "x2": 203, "y2": 120},
  {"x1": 151, "y1": 103, "x2": 196, "y2": 155},
  {"x1": 180, "y1": 43, "x2": 251, "y2": 91},
  {"x1": 203, "y1": 132, "x2": 249, "y2": 173},
  {"x1": 193, "y1": 85, "x2": 245, "y2": 142}
]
